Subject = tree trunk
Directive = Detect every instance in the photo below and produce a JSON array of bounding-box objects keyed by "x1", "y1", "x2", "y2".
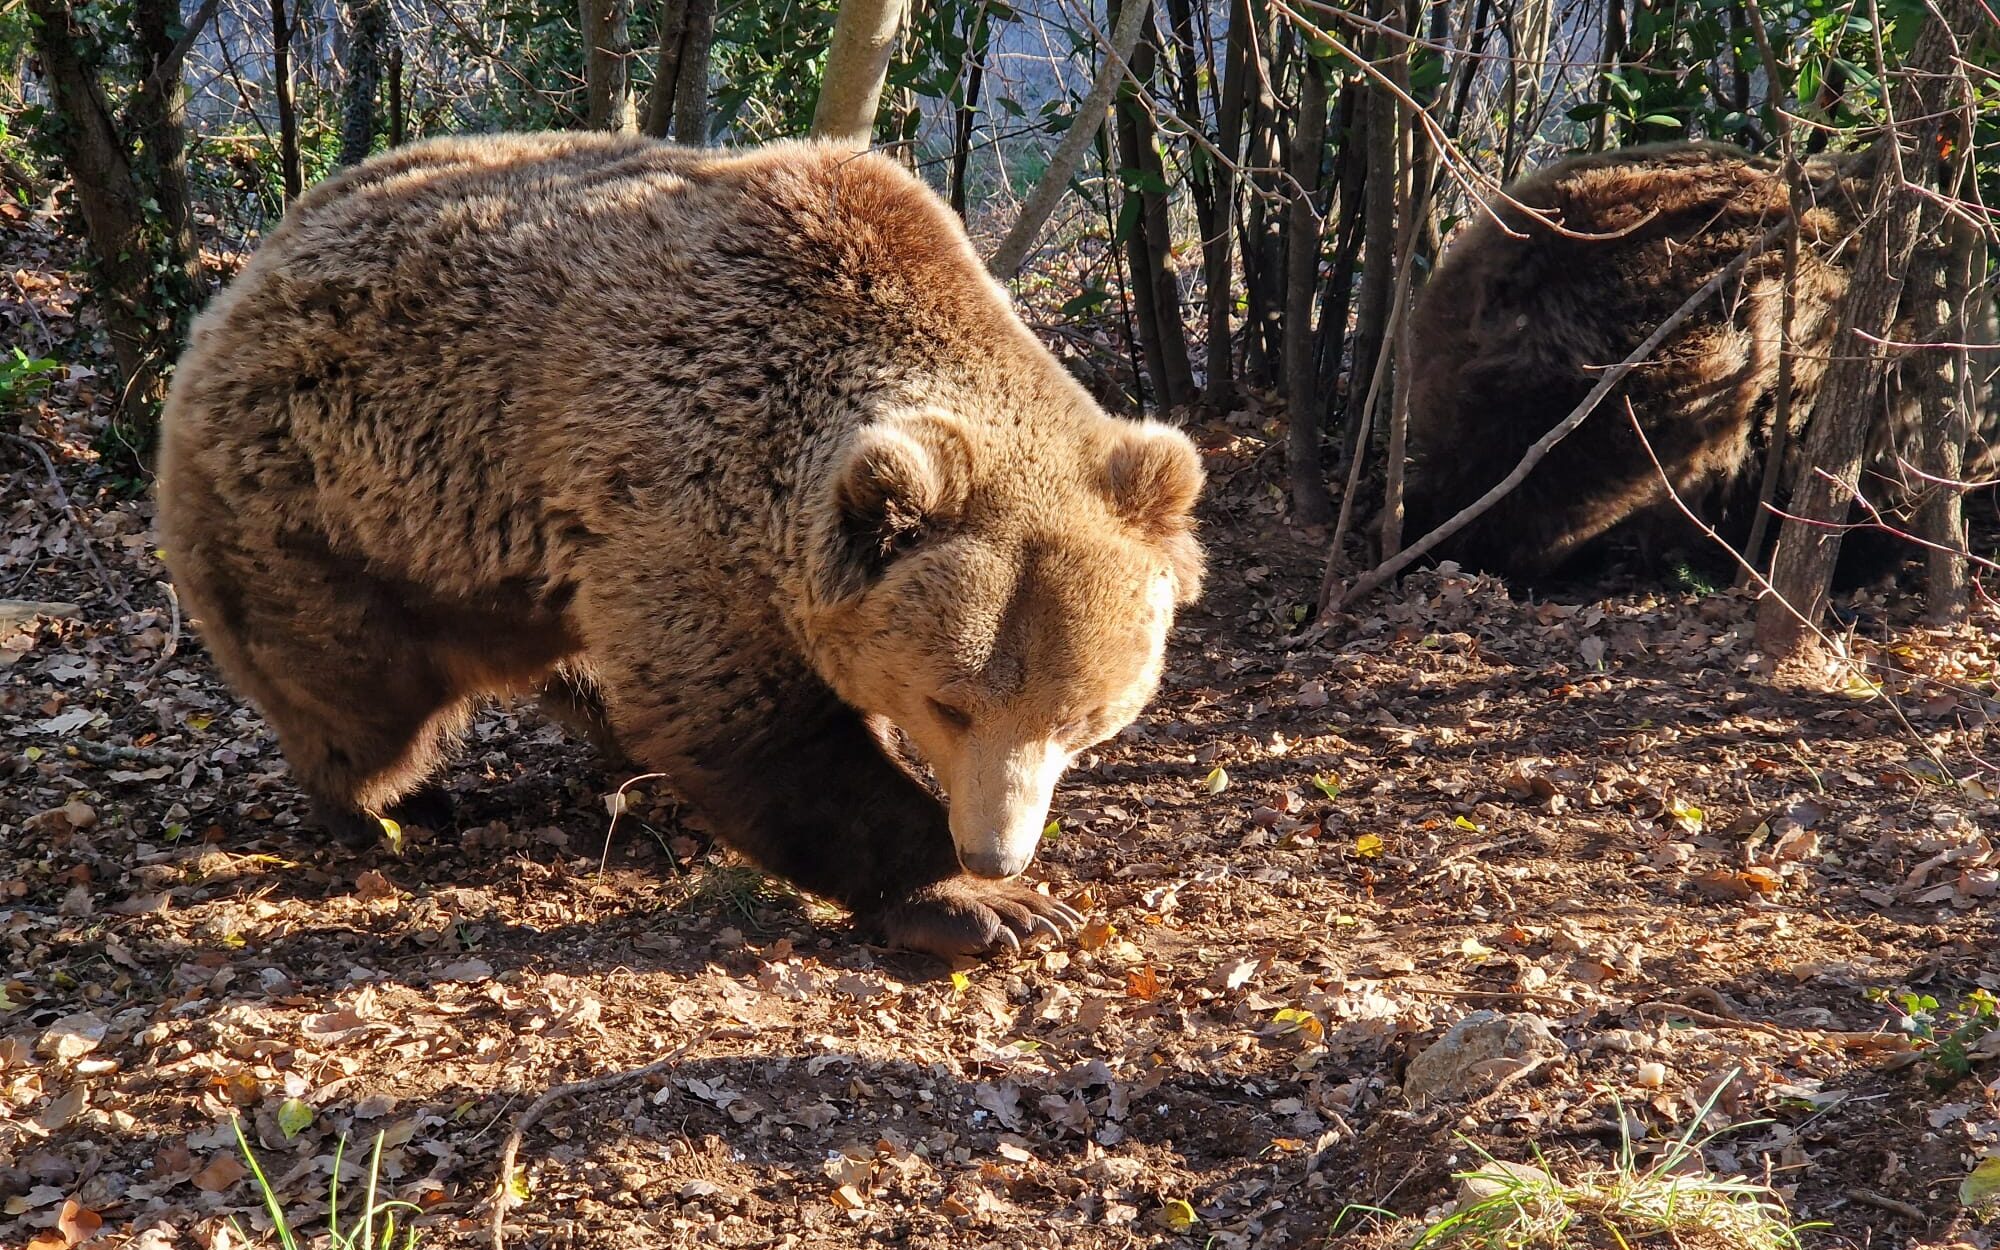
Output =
[
  {"x1": 1913, "y1": 129, "x2": 1981, "y2": 625},
  {"x1": 1163, "y1": 0, "x2": 1226, "y2": 408},
  {"x1": 1347, "y1": 0, "x2": 1400, "y2": 440},
  {"x1": 581, "y1": 0, "x2": 636, "y2": 130},
  {"x1": 949, "y1": 3, "x2": 990, "y2": 218},
  {"x1": 1240, "y1": 5, "x2": 1285, "y2": 389},
  {"x1": 987, "y1": 0, "x2": 1153, "y2": 277},
  {"x1": 1313, "y1": 85, "x2": 1365, "y2": 428},
  {"x1": 340, "y1": 0, "x2": 387, "y2": 164},
  {"x1": 643, "y1": 0, "x2": 709, "y2": 139},
  {"x1": 811, "y1": 0, "x2": 906, "y2": 151},
  {"x1": 388, "y1": 41, "x2": 405, "y2": 147},
  {"x1": 1754, "y1": 4, "x2": 1970, "y2": 673},
  {"x1": 25, "y1": 0, "x2": 193, "y2": 437},
  {"x1": 1113, "y1": 7, "x2": 1195, "y2": 411},
  {"x1": 129, "y1": 0, "x2": 195, "y2": 259},
  {"x1": 270, "y1": 0, "x2": 303, "y2": 200},
  {"x1": 643, "y1": 0, "x2": 685, "y2": 137},
  {"x1": 672, "y1": 0, "x2": 717, "y2": 142},
  {"x1": 1202, "y1": 0, "x2": 1251, "y2": 408},
  {"x1": 1285, "y1": 60, "x2": 1332, "y2": 525}
]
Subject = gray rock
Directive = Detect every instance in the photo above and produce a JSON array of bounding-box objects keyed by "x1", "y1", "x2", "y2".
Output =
[{"x1": 1404, "y1": 1010, "x2": 1564, "y2": 1105}]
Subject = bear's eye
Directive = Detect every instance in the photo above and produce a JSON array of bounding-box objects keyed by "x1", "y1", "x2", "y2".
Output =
[{"x1": 928, "y1": 698, "x2": 973, "y2": 731}]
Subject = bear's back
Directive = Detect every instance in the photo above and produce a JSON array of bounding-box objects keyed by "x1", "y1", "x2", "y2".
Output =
[{"x1": 160, "y1": 134, "x2": 1032, "y2": 599}]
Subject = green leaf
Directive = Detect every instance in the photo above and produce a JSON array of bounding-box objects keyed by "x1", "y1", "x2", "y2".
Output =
[
  {"x1": 1311, "y1": 773, "x2": 1341, "y2": 801},
  {"x1": 277, "y1": 1097, "x2": 315, "y2": 1140},
  {"x1": 1042, "y1": 819, "x2": 1061, "y2": 841},
  {"x1": 1962, "y1": 1154, "x2": 2000, "y2": 1210},
  {"x1": 1637, "y1": 113, "x2": 1686, "y2": 128}
]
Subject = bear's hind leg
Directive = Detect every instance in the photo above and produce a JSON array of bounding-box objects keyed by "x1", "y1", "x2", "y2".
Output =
[
  {"x1": 262, "y1": 655, "x2": 481, "y2": 849},
  {"x1": 171, "y1": 535, "x2": 501, "y2": 850}
]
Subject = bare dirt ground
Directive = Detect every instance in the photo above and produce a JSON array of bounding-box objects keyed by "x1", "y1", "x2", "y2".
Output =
[{"x1": 7, "y1": 198, "x2": 2000, "y2": 1250}]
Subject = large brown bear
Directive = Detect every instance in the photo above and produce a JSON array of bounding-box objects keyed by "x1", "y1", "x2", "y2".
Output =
[
  {"x1": 1403, "y1": 140, "x2": 1997, "y2": 580},
  {"x1": 157, "y1": 134, "x2": 1205, "y2": 959}
]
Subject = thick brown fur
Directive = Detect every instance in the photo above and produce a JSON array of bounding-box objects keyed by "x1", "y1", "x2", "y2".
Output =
[
  {"x1": 158, "y1": 133, "x2": 1205, "y2": 959},
  {"x1": 1403, "y1": 141, "x2": 1998, "y2": 581}
]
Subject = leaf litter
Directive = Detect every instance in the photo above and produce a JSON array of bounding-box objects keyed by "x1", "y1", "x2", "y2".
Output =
[{"x1": 5, "y1": 199, "x2": 2000, "y2": 1248}]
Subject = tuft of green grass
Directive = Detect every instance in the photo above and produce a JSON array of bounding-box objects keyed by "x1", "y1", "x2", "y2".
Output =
[
  {"x1": 230, "y1": 1115, "x2": 421, "y2": 1250},
  {"x1": 1409, "y1": 1077, "x2": 1822, "y2": 1250}
]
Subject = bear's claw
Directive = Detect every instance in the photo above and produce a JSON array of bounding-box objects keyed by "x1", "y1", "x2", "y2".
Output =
[{"x1": 871, "y1": 877, "x2": 1085, "y2": 959}]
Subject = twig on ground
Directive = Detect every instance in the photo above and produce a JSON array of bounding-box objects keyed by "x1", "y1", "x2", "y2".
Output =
[
  {"x1": 1, "y1": 432, "x2": 134, "y2": 612},
  {"x1": 598, "y1": 771, "x2": 670, "y2": 875},
  {"x1": 146, "y1": 579, "x2": 181, "y2": 678},
  {"x1": 489, "y1": 1029, "x2": 713, "y2": 1250},
  {"x1": 1408, "y1": 984, "x2": 1580, "y2": 1012},
  {"x1": 1634, "y1": 1000, "x2": 1911, "y2": 1053},
  {"x1": 1843, "y1": 1187, "x2": 1929, "y2": 1222}
]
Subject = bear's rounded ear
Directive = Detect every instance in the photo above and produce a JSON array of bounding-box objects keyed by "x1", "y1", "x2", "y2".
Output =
[
  {"x1": 1104, "y1": 420, "x2": 1206, "y2": 603},
  {"x1": 813, "y1": 414, "x2": 972, "y2": 604}
]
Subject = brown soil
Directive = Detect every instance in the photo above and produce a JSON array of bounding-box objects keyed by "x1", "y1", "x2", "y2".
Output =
[{"x1": 6, "y1": 196, "x2": 2000, "y2": 1250}]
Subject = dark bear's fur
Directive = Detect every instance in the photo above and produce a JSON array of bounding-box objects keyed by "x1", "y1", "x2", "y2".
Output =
[
  {"x1": 1403, "y1": 141, "x2": 1998, "y2": 582},
  {"x1": 157, "y1": 134, "x2": 1206, "y2": 959}
]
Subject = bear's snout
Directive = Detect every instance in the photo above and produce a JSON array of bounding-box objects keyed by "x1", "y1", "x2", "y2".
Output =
[{"x1": 957, "y1": 843, "x2": 1035, "y2": 880}]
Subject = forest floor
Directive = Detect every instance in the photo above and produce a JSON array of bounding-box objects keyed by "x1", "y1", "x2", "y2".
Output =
[{"x1": 8, "y1": 197, "x2": 2000, "y2": 1250}]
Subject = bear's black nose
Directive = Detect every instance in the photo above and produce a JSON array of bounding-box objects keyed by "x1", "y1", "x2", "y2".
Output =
[{"x1": 958, "y1": 845, "x2": 1029, "y2": 879}]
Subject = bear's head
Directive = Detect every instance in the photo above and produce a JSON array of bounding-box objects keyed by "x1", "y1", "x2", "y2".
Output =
[{"x1": 805, "y1": 408, "x2": 1205, "y2": 880}]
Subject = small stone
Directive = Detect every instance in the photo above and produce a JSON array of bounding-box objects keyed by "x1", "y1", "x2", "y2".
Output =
[{"x1": 1457, "y1": 1159, "x2": 1553, "y2": 1205}]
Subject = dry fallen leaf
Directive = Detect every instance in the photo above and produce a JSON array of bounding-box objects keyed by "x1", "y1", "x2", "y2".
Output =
[
  {"x1": 1076, "y1": 916, "x2": 1116, "y2": 951},
  {"x1": 193, "y1": 1153, "x2": 247, "y2": 1193},
  {"x1": 1124, "y1": 966, "x2": 1161, "y2": 1000},
  {"x1": 58, "y1": 1197, "x2": 102, "y2": 1246}
]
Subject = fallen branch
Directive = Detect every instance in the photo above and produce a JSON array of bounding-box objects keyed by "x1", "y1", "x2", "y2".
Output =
[
  {"x1": 489, "y1": 1030, "x2": 712, "y2": 1250},
  {"x1": 1318, "y1": 220, "x2": 1794, "y2": 616}
]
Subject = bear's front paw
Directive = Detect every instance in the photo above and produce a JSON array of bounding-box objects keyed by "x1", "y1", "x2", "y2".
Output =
[{"x1": 871, "y1": 877, "x2": 1086, "y2": 959}]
